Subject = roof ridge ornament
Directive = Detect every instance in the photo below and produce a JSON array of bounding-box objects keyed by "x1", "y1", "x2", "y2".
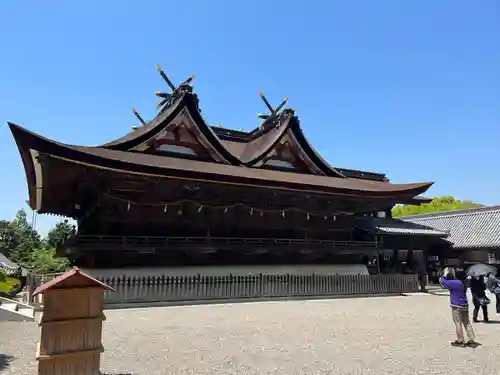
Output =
[
  {"x1": 132, "y1": 107, "x2": 146, "y2": 128},
  {"x1": 257, "y1": 92, "x2": 288, "y2": 120},
  {"x1": 155, "y1": 65, "x2": 195, "y2": 113}
]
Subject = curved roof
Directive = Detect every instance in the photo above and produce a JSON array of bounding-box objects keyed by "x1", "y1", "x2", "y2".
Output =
[
  {"x1": 238, "y1": 116, "x2": 292, "y2": 164},
  {"x1": 96, "y1": 91, "x2": 346, "y2": 177},
  {"x1": 9, "y1": 121, "x2": 433, "y2": 214},
  {"x1": 286, "y1": 118, "x2": 345, "y2": 177},
  {"x1": 101, "y1": 92, "x2": 241, "y2": 165},
  {"x1": 7, "y1": 75, "x2": 438, "y2": 218}
]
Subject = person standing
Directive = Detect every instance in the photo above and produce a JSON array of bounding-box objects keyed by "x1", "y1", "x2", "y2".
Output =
[
  {"x1": 470, "y1": 275, "x2": 489, "y2": 323},
  {"x1": 486, "y1": 272, "x2": 500, "y2": 314},
  {"x1": 439, "y1": 268, "x2": 476, "y2": 347}
]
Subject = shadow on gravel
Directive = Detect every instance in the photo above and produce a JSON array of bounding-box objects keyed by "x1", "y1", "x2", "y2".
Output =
[
  {"x1": 0, "y1": 354, "x2": 14, "y2": 372},
  {"x1": 467, "y1": 342, "x2": 482, "y2": 348}
]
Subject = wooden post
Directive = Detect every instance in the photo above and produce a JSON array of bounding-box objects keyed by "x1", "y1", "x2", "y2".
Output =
[
  {"x1": 33, "y1": 268, "x2": 115, "y2": 375},
  {"x1": 26, "y1": 271, "x2": 36, "y2": 304}
]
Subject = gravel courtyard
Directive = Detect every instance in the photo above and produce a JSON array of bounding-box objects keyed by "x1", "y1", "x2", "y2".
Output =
[{"x1": 2, "y1": 294, "x2": 500, "y2": 374}]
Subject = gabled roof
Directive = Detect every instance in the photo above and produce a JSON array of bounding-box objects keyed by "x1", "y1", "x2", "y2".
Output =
[
  {"x1": 101, "y1": 92, "x2": 242, "y2": 165},
  {"x1": 213, "y1": 126, "x2": 389, "y2": 182},
  {"x1": 99, "y1": 88, "x2": 347, "y2": 177},
  {"x1": 355, "y1": 217, "x2": 449, "y2": 237},
  {"x1": 402, "y1": 206, "x2": 500, "y2": 249}
]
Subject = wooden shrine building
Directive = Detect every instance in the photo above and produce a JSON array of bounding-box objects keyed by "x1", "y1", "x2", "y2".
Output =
[{"x1": 8, "y1": 67, "x2": 445, "y2": 271}]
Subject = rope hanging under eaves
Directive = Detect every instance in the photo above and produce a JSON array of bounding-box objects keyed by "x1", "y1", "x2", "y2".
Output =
[{"x1": 102, "y1": 192, "x2": 347, "y2": 219}]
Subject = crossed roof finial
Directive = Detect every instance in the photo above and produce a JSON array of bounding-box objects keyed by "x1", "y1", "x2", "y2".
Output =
[
  {"x1": 155, "y1": 65, "x2": 195, "y2": 111},
  {"x1": 257, "y1": 92, "x2": 288, "y2": 120}
]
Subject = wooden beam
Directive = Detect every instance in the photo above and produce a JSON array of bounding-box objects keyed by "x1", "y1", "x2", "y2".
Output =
[{"x1": 36, "y1": 345, "x2": 104, "y2": 361}]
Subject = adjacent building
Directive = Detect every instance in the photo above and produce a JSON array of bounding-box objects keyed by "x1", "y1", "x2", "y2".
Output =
[{"x1": 402, "y1": 205, "x2": 500, "y2": 266}]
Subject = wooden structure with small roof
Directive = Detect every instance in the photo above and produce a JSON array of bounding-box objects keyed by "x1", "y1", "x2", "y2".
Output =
[
  {"x1": 33, "y1": 268, "x2": 114, "y2": 375},
  {"x1": 8, "y1": 66, "x2": 441, "y2": 269}
]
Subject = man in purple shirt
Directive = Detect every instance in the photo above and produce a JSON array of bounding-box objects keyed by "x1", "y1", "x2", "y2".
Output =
[{"x1": 439, "y1": 267, "x2": 476, "y2": 347}]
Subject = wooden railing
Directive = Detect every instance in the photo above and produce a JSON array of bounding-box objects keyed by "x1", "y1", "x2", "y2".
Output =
[
  {"x1": 66, "y1": 235, "x2": 380, "y2": 249},
  {"x1": 36, "y1": 272, "x2": 419, "y2": 307}
]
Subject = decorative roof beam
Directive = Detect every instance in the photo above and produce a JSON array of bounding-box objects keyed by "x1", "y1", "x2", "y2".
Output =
[
  {"x1": 132, "y1": 108, "x2": 146, "y2": 126},
  {"x1": 257, "y1": 92, "x2": 288, "y2": 120},
  {"x1": 155, "y1": 65, "x2": 195, "y2": 112},
  {"x1": 156, "y1": 65, "x2": 176, "y2": 91}
]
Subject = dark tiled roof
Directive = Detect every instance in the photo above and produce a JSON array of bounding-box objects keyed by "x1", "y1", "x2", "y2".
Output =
[
  {"x1": 411, "y1": 196, "x2": 433, "y2": 203},
  {"x1": 356, "y1": 217, "x2": 448, "y2": 237},
  {"x1": 0, "y1": 253, "x2": 29, "y2": 276},
  {"x1": 0, "y1": 253, "x2": 18, "y2": 269},
  {"x1": 402, "y1": 206, "x2": 500, "y2": 249}
]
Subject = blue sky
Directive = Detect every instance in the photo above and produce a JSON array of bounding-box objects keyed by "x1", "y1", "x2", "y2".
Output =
[{"x1": 1, "y1": 1, "x2": 499, "y2": 235}]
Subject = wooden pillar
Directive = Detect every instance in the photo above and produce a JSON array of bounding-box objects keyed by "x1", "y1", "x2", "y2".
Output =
[
  {"x1": 26, "y1": 271, "x2": 36, "y2": 304},
  {"x1": 33, "y1": 268, "x2": 114, "y2": 375}
]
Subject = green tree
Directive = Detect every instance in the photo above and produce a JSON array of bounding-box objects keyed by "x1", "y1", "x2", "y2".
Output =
[
  {"x1": 1, "y1": 209, "x2": 72, "y2": 274},
  {"x1": 44, "y1": 219, "x2": 75, "y2": 250},
  {"x1": 30, "y1": 248, "x2": 70, "y2": 274},
  {"x1": 392, "y1": 196, "x2": 482, "y2": 217},
  {"x1": 4, "y1": 210, "x2": 42, "y2": 265},
  {"x1": 0, "y1": 269, "x2": 20, "y2": 295},
  {"x1": 0, "y1": 220, "x2": 14, "y2": 255}
]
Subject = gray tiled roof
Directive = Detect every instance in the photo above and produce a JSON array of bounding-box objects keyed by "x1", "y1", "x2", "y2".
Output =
[
  {"x1": 0, "y1": 253, "x2": 27, "y2": 276},
  {"x1": 402, "y1": 205, "x2": 500, "y2": 249},
  {"x1": 0, "y1": 252, "x2": 18, "y2": 270},
  {"x1": 355, "y1": 217, "x2": 448, "y2": 236}
]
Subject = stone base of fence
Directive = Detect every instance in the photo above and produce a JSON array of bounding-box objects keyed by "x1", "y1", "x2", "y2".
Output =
[{"x1": 104, "y1": 292, "x2": 413, "y2": 310}]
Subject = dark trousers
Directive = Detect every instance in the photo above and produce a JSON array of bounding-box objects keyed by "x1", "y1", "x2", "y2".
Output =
[
  {"x1": 495, "y1": 293, "x2": 500, "y2": 314},
  {"x1": 473, "y1": 296, "x2": 489, "y2": 321}
]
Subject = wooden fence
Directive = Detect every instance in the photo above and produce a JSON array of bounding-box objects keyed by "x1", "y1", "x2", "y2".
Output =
[{"x1": 35, "y1": 273, "x2": 419, "y2": 308}]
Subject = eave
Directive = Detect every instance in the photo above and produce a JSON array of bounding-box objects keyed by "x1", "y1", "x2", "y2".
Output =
[
  {"x1": 355, "y1": 217, "x2": 449, "y2": 237},
  {"x1": 9, "y1": 122, "x2": 434, "y2": 214},
  {"x1": 403, "y1": 196, "x2": 433, "y2": 205}
]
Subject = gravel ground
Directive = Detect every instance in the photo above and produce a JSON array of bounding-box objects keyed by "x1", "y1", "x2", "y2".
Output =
[{"x1": 2, "y1": 294, "x2": 500, "y2": 374}]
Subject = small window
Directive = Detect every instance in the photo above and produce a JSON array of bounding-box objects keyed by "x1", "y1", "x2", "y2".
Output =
[{"x1": 377, "y1": 211, "x2": 386, "y2": 218}]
